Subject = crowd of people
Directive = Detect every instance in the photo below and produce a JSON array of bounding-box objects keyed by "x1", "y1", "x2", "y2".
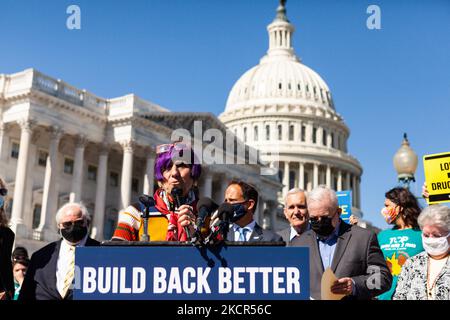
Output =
[{"x1": 0, "y1": 143, "x2": 449, "y2": 300}]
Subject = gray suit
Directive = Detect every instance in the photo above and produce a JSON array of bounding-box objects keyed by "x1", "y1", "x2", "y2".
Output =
[
  {"x1": 290, "y1": 221, "x2": 392, "y2": 300},
  {"x1": 227, "y1": 222, "x2": 283, "y2": 242},
  {"x1": 277, "y1": 227, "x2": 291, "y2": 244}
]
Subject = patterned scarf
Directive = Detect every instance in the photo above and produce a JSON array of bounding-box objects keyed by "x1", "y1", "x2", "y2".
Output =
[{"x1": 154, "y1": 188, "x2": 198, "y2": 241}]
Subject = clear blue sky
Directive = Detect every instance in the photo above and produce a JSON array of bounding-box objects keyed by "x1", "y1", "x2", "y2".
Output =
[{"x1": 1, "y1": 0, "x2": 449, "y2": 229}]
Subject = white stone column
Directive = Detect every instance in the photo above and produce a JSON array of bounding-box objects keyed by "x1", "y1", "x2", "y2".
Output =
[
  {"x1": 306, "y1": 122, "x2": 313, "y2": 144},
  {"x1": 0, "y1": 122, "x2": 8, "y2": 162},
  {"x1": 69, "y1": 135, "x2": 87, "y2": 202},
  {"x1": 11, "y1": 120, "x2": 34, "y2": 236},
  {"x1": 294, "y1": 123, "x2": 300, "y2": 143},
  {"x1": 283, "y1": 161, "x2": 290, "y2": 196},
  {"x1": 352, "y1": 174, "x2": 357, "y2": 207},
  {"x1": 299, "y1": 162, "x2": 305, "y2": 190},
  {"x1": 203, "y1": 172, "x2": 213, "y2": 198},
  {"x1": 120, "y1": 141, "x2": 134, "y2": 209},
  {"x1": 346, "y1": 171, "x2": 351, "y2": 190},
  {"x1": 337, "y1": 170, "x2": 343, "y2": 191},
  {"x1": 318, "y1": 127, "x2": 323, "y2": 146},
  {"x1": 327, "y1": 131, "x2": 333, "y2": 148},
  {"x1": 326, "y1": 165, "x2": 331, "y2": 188},
  {"x1": 313, "y1": 163, "x2": 319, "y2": 188},
  {"x1": 37, "y1": 127, "x2": 62, "y2": 240},
  {"x1": 143, "y1": 151, "x2": 155, "y2": 196},
  {"x1": 268, "y1": 122, "x2": 275, "y2": 141},
  {"x1": 91, "y1": 144, "x2": 109, "y2": 240},
  {"x1": 217, "y1": 174, "x2": 228, "y2": 204}
]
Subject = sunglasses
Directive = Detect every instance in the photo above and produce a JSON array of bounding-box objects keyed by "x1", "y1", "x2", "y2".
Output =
[
  {"x1": 156, "y1": 142, "x2": 190, "y2": 155},
  {"x1": 0, "y1": 188, "x2": 7, "y2": 196},
  {"x1": 61, "y1": 219, "x2": 85, "y2": 229}
]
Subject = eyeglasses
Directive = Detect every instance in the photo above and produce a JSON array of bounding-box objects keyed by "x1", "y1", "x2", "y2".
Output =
[
  {"x1": 61, "y1": 219, "x2": 85, "y2": 229},
  {"x1": 0, "y1": 188, "x2": 7, "y2": 196},
  {"x1": 156, "y1": 142, "x2": 191, "y2": 155}
]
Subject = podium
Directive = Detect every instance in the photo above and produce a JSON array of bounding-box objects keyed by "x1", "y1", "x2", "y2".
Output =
[{"x1": 74, "y1": 241, "x2": 310, "y2": 300}]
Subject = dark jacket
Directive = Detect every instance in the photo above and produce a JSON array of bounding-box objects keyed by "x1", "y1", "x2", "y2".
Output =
[
  {"x1": 19, "y1": 237, "x2": 99, "y2": 300},
  {"x1": 290, "y1": 221, "x2": 392, "y2": 300},
  {"x1": 0, "y1": 226, "x2": 15, "y2": 298},
  {"x1": 227, "y1": 222, "x2": 283, "y2": 242}
]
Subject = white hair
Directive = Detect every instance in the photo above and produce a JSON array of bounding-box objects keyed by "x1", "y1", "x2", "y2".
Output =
[
  {"x1": 284, "y1": 188, "x2": 306, "y2": 206},
  {"x1": 418, "y1": 204, "x2": 450, "y2": 232},
  {"x1": 55, "y1": 202, "x2": 91, "y2": 225},
  {"x1": 307, "y1": 185, "x2": 338, "y2": 210}
]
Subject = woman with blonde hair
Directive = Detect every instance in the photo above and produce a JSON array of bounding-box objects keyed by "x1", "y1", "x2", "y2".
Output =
[{"x1": 0, "y1": 178, "x2": 14, "y2": 300}]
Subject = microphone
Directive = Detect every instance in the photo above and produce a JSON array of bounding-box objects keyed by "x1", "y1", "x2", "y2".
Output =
[
  {"x1": 170, "y1": 187, "x2": 191, "y2": 241},
  {"x1": 138, "y1": 194, "x2": 155, "y2": 242},
  {"x1": 204, "y1": 202, "x2": 234, "y2": 245},
  {"x1": 196, "y1": 197, "x2": 219, "y2": 232}
]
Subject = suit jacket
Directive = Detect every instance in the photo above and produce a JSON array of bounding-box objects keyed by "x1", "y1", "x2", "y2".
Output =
[
  {"x1": 19, "y1": 237, "x2": 99, "y2": 301},
  {"x1": 290, "y1": 221, "x2": 392, "y2": 300},
  {"x1": 277, "y1": 227, "x2": 291, "y2": 245},
  {"x1": 227, "y1": 222, "x2": 283, "y2": 242},
  {"x1": 0, "y1": 226, "x2": 15, "y2": 298}
]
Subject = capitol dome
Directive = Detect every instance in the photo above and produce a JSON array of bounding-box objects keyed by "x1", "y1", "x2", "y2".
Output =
[
  {"x1": 225, "y1": 49, "x2": 334, "y2": 112},
  {"x1": 219, "y1": 0, "x2": 363, "y2": 229}
]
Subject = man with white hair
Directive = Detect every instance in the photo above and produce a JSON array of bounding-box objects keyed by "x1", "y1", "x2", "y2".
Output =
[
  {"x1": 278, "y1": 188, "x2": 309, "y2": 244},
  {"x1": 291, "y1": 185, "x2": 392, "y2": 300},
  {"x1": 19, "y1": 202, "x2": 99, "y2": 300}
]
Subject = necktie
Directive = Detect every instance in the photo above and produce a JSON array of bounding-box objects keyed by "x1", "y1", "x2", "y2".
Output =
[
  {"x1": 62, "y1": 245, "x2": 75, "y2": 298},
  {"x1": 238, "y1": 227, "x2": 249, "y2": 241}
]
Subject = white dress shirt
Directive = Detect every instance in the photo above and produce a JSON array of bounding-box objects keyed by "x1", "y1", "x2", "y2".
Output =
[
  {"x1": 56, "y1": 235, "x2": 87, "y2": 297},
  {"x1": 232, "y1": 220, "x2": 256, "y2": 241}
]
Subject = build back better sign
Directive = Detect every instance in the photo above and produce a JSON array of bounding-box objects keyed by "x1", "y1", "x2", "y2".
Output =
[{"x1": 73, "y1": 245, "x2": 310, "y2": 300}]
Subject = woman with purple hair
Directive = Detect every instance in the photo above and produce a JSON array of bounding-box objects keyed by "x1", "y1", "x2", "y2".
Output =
[{"x1": 112, "y1": 142, "x2": 201, "y2": 242}]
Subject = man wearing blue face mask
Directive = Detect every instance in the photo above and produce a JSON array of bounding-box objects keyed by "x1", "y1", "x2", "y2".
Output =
[{"x1": 223, "y1": 180, "x2": 283, "y2": 242}]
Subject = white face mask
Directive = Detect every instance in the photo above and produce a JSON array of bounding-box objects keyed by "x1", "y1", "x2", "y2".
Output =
[{"x1": 422, "y1": 233, "x2": 450, "y2": 256}]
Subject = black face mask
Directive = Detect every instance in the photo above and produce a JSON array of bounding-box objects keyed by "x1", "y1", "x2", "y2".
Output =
[
  {"x1": 230, "y1": 202, "x2": 248, "y2": 223},
  {"x1": 61, "y1": 223, "x2": 88, "y2": 243},
  {"x1": 310, "y1": 216, "x2": 336, "y2": 237}
]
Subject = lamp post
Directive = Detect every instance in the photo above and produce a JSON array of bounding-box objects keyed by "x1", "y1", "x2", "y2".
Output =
[{"x1": 393, "y1": 133, "x2": 418, "y2": 189}]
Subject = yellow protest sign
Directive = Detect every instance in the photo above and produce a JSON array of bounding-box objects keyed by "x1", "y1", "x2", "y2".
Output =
[{"x1": 423, "y1": 152, "x2": 450, "y2": 204}]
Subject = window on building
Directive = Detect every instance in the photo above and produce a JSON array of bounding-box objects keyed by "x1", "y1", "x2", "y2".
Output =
[
  {"x1": 331, "y1": 133, "x2": 335, "y2": 148},
  {"x1": 301, "y1": 125, "x2": 306, "y2": 142},
  {"x1": 243, "y1": 127, "x2": 247, "y2": 142},
  {"x1": 266, "y1": 125, "x2": 270, "y2": 140},
  {"x1": 278, "y1": 125, "x2": 282, "y2": 140},
  {"x1": 11, "y1": 142, "x2": 20, "y2": 159},
  {"x1": 323, "y1": 130, "x2": 327, "y2": 146},
  {"x1": 88, "y1": 165, "x2": 97, "y2": 181},
  {"x1": 289, "y1": 125, "x2": 294, "y2": 141},
  {"x1": 132, "y1": 178, "x2": 139, "y2": 193},
  {"x1": 278, "y1": 83, "x2": 282, "y2": 90},
  {"x1": 38, "y1": 150, "x2": 48, "y2": 167},
  {"x1": 254, "y1": 126, "x2": 258, "y2": 141},
  {"x1": 32, "y1": 204, "x2": 41, "y2": 229},
  {"x1": 64, "y1": 158, "x2": 74, "y2": 175},
  {"x1": 110, "y1": 171, "x2": 119, "y2": 187},
  {"x1": 312, "y1": 127, "x2": 317, "y2": 144}
]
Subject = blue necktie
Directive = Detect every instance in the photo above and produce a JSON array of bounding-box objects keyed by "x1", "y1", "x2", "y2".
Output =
[{"x1": 238, "y1": 227, "x2": 249, "y2": 241}]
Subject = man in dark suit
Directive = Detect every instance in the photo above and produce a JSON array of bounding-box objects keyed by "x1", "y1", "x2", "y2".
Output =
[
  {"x1": 224, "y1": 180, "x2": 282, "y2": 242},
  {"x1": 278, "y1": 188, "x2": 309, "y2": 244},
  {"x1": 19, "y1": 202, "x2": 99, "y2": 300},
  {"x1": 291, "y1": 185, "x2": 392, "y2": 300}
]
